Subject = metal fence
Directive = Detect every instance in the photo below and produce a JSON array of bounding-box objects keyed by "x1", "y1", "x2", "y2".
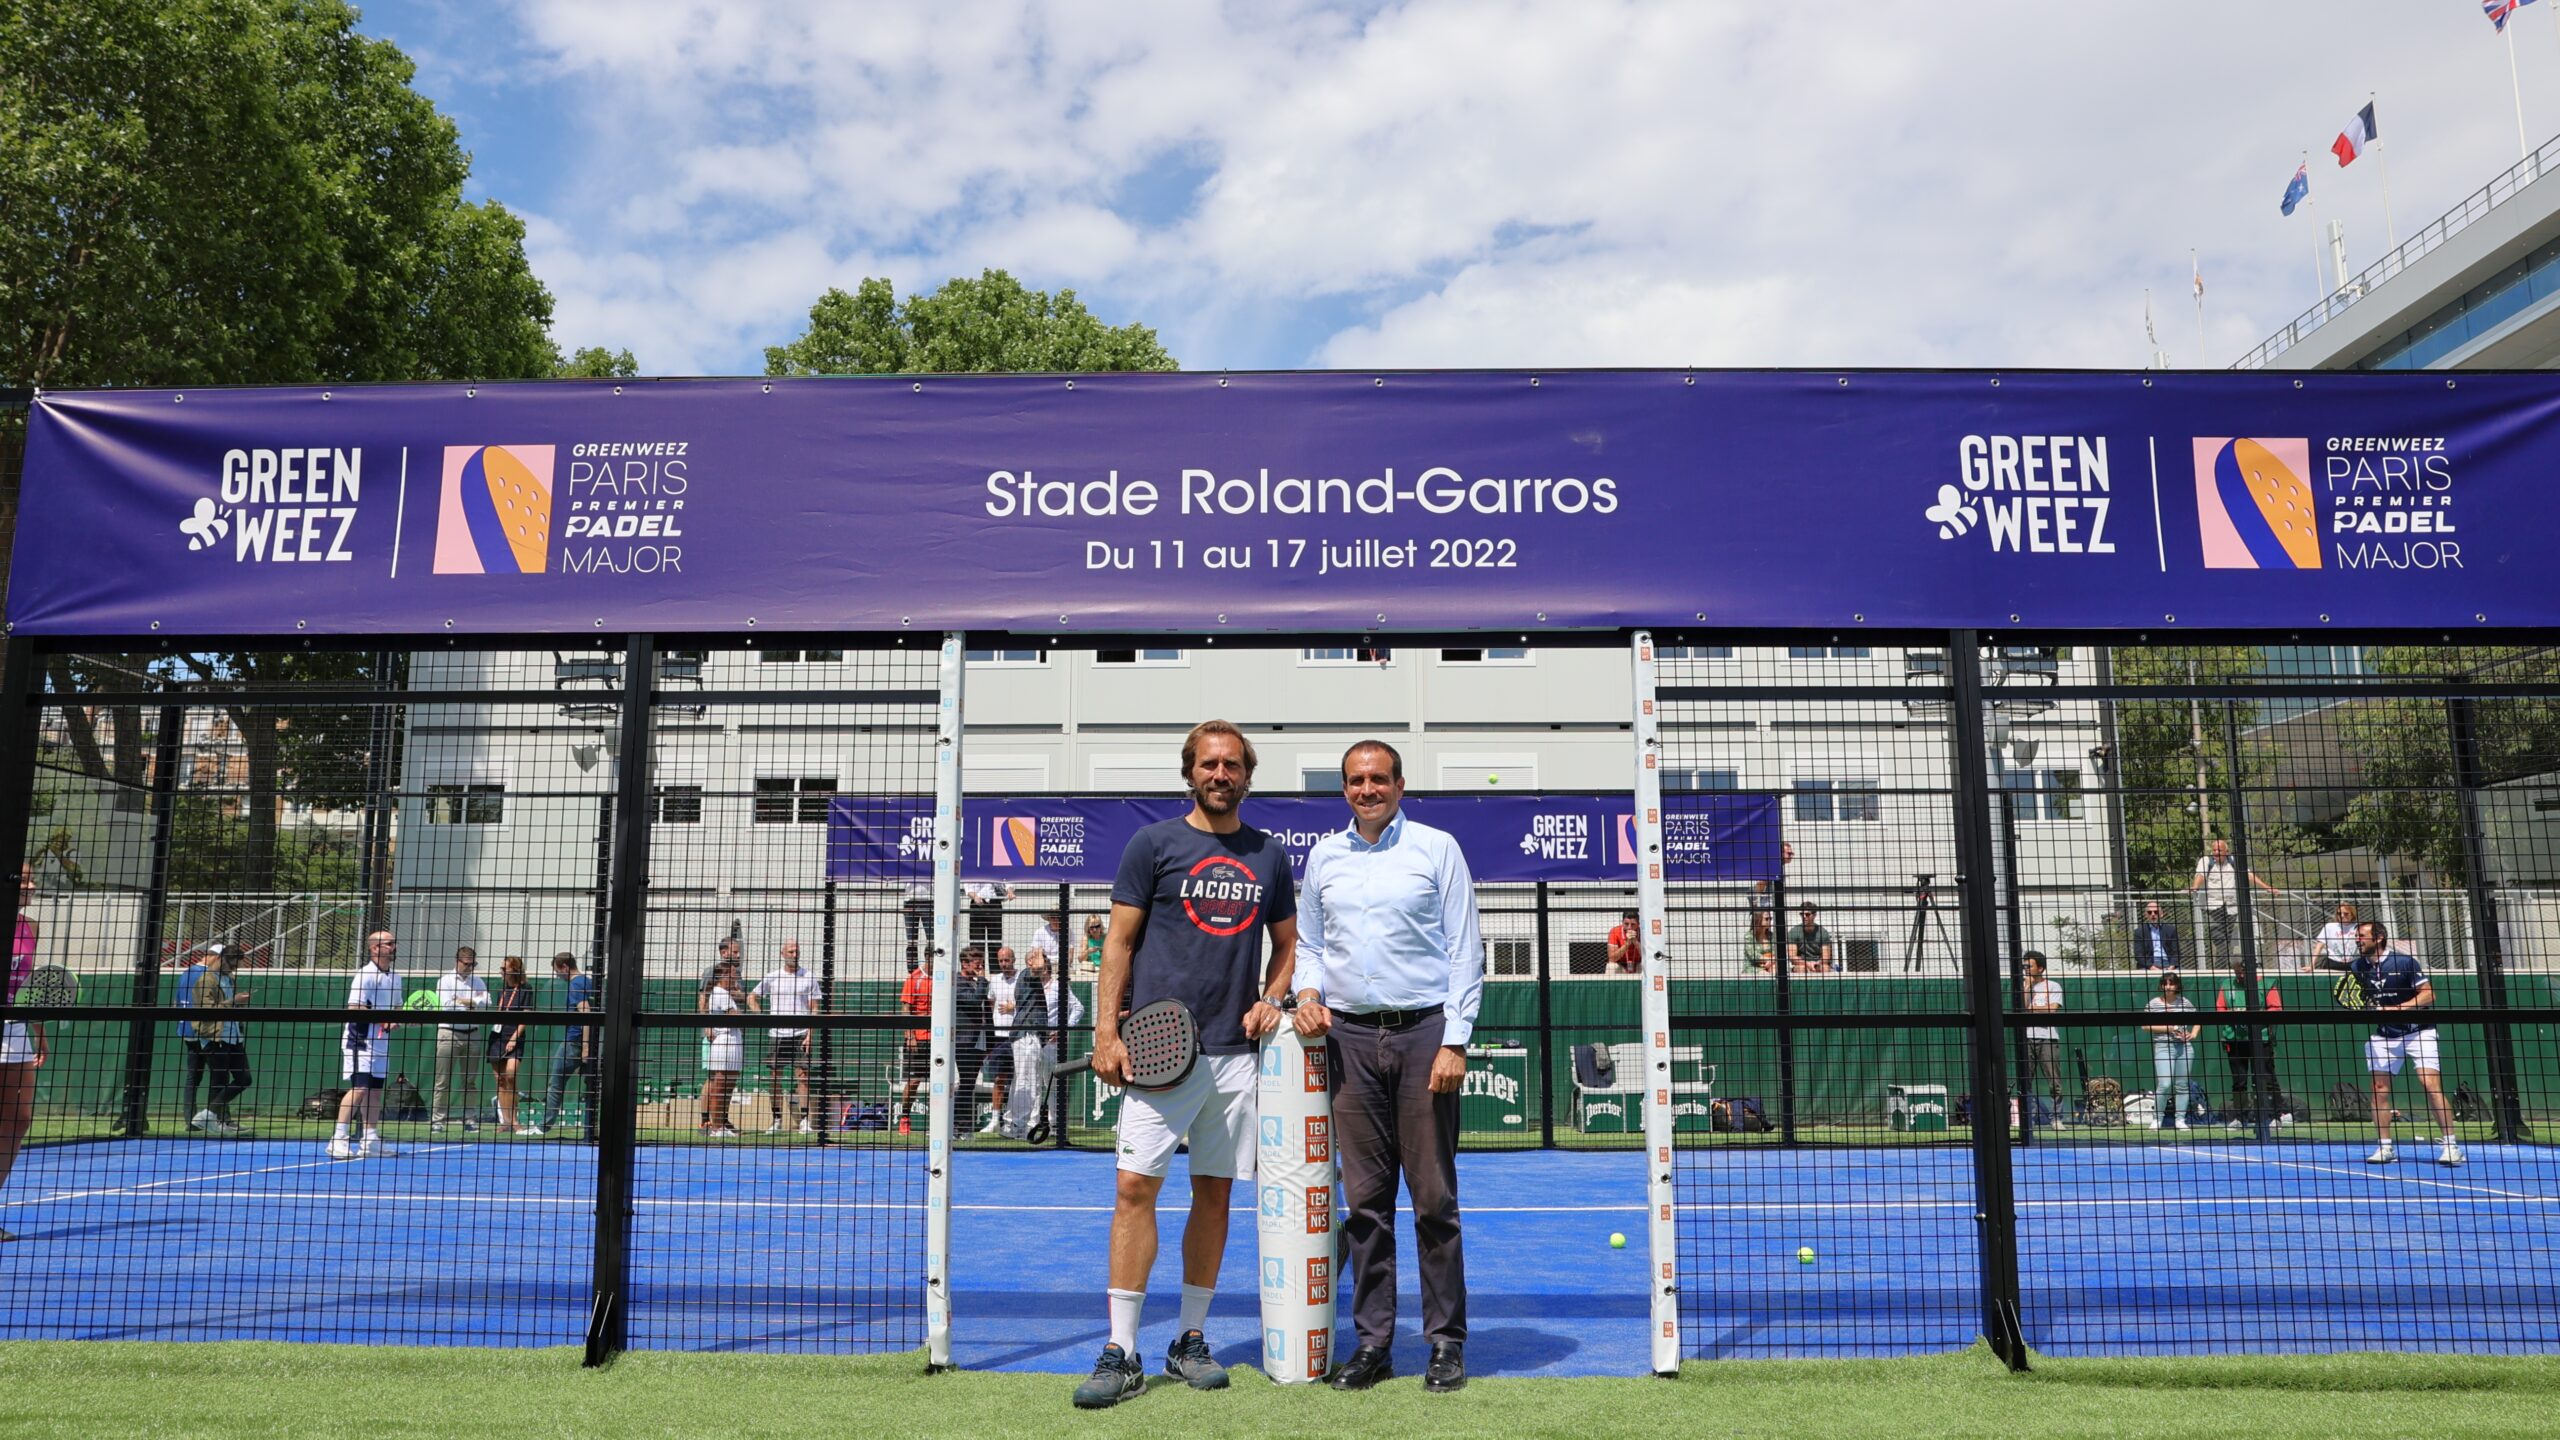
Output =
[{"x1": 4, "y1": 633, "x2": 2559, "y2": 1373}]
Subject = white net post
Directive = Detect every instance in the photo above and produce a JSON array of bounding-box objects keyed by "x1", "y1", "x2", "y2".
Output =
[
  {"x1": 1630, "y1": 629, "x2": 1680, "y2": 1374},
  {"x1": 925, "y1": 632, "x2": 965, "y2": 1368}
]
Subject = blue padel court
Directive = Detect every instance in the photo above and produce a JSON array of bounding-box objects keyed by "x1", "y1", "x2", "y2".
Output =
[{"x1": 6, "y1": 1140, "x2": 2556, "y2": 1366}]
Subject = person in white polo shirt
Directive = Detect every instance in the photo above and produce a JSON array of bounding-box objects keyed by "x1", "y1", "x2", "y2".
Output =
[
  {"x1": 753, "y1": 940, "x2": 823, "y2": 1134},
  {"x1": 330, "y1": 931, "x2": 406, "y2": 1159},
  {"x1": 432, "y1": 946, "x2": 489, "y2": 1134}
]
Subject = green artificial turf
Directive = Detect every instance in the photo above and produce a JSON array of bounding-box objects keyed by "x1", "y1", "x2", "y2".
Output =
[{"x1": 6, "y1": 1340, "x2": 2559, "y2": 1439}]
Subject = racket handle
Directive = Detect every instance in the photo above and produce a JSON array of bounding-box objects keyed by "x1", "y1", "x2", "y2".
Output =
[{"x1": 1052, "y1": 1057, "x2": 1092, "y2": 1078}]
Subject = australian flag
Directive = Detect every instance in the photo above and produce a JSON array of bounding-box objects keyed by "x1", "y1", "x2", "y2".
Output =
[{"x1": 2279, "y1": 164, "x2": 2309, "y2": 217}]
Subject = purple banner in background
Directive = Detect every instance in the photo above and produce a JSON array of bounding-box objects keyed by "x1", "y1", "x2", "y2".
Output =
[
  {"x1": 9, "y1": 371, "x2": 2550, "y2": 635},
  {"x1": 825, "y1": 792, "x2": 1782, "y2": 885}
]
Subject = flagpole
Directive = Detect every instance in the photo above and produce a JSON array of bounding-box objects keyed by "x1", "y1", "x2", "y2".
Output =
[
  {"x1": 2305, "y1": 154, "x2": 2326, "y2": 302},
  {"x1": 2373, "y1": 92, "x2": 2398, "y2": 250},
  {"x1": 2510, "y1": 23, "x2": 2531, "y2": 161},
  {"x1": 2192, "y1": 248, "x2": 2206, "y2": 361}
]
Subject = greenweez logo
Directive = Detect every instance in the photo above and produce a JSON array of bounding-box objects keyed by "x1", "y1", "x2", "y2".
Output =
[
  {"x1": 1931, "y1": 435, "x2": 2117, "y2": 554},
  {"x1": 182, "y1": 447, "x2": 364, "y2": 563}
]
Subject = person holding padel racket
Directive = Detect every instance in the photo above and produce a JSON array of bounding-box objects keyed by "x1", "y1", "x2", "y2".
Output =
[
  {"x1": 2312, "y1": 918, "x2": 2462, "y2": 1166},
  {"x1": 2, "y1": 866, "x2": 54, "y2": 1240},
  {"x1": 1072, "y1": 720, "x2": 1305, "y2": 1410}
]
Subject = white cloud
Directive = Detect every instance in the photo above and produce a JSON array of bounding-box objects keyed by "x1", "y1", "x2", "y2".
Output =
[{"x1": 461, "y1": 1, "x2": 2560, "y2": 373}]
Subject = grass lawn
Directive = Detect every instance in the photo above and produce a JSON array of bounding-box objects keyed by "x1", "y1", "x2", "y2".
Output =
[{"x1": 5, "y1": 1341, "x2": 2558, "y2": 1439}]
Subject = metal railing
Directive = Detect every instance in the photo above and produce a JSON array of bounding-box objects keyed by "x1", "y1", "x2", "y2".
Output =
[{"x1": 2233, "y1": 132, "x2": 2560, "y2": 370}]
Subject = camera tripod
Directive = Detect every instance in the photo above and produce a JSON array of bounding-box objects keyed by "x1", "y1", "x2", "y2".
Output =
[{"x1": 1902, "y1": 872, "x2": 1957, "y2": 973}]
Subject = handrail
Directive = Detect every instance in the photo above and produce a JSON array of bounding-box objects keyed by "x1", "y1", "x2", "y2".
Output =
[{"x1": 2232, "y1": 133, "x2": 2560, "y2": 370}]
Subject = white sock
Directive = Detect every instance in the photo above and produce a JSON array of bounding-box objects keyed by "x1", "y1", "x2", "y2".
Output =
[
  {"x1": 1107, "y1": 1288, "x2": 1144, "y2": 1352},
  {"x1": 362, "y1": 1128, "x2": 380, "y2": 1142},
  {"x1": 332, "y1": 1123, "x2": 350, "y2": 1141},
  {"x1": 1179, "y1": 1283, "x2": 1214, "y2": 1335}
]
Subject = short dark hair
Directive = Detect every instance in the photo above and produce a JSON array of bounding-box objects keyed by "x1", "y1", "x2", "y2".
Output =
[
  {"x1": 2022, "y1": 950, "x2": 2047, "y2": 971},
  {"x1": 1340, "y1": 739, "x2": 1404, "y2": 782},
  {"x1": 552, "y1": 951, "x2": 578, "y2": 972},
  {"x1": 2358, "y1": 918, "x2": 2390, "y2": 944}
]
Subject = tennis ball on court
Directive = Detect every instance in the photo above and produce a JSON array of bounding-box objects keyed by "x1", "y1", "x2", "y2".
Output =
[
  {"x1": 1609, "y1": 1232, "x2": 1627, "y2": 1249},
  {"x1": 1487, "y1": 773, "x2": 1501, "y2": 785},
  {"x1": 1798, "y1": 1246, "x2": 1816, "y2": 1264}
]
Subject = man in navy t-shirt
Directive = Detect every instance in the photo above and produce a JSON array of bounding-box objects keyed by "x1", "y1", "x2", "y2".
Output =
[
  {"x1": 1071, "y1": 720, "x2": 1300, "y2": 1410},
  {"x1": 2314, "y1": 919, "x2": 2462, "y2": 1166}
]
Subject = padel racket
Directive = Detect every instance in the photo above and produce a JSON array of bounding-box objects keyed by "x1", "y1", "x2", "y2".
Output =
[
  {"x1": 1054, "y1": 998, "x2": 1198, "y2": 1092},
  {"x1": 2331, "y1": 966, "x2": 2370, "y2": 1010},
  {"x1": 404, "y1": 989, "x2": 440, "y2": 1011},
  {"x1": 21, "y1": 964, "x2": 77, "y2": 1008}
]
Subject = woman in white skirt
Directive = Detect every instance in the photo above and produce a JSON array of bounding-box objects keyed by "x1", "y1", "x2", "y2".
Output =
[{"x1": 699, "y1": 957, "x2": 758, "y2": 1137}]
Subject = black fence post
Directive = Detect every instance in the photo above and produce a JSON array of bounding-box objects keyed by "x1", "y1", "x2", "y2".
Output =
[
  {"x1": 0, "y1": 638, "x2": 44, "y2": 1050},
  {"x1": 2220, "y1": 705, "x2": 2276, "y2": 1141},
  {"x1": 2447, "y1": 696, "x2": 2527, "y2": 1143},
  {"x1": 117, "y1": 696, "x2": 183, "y2": 1136},
  {"x1": 816, "y1": 878, "x2": 837, "y2": 1148},
  {"x1": 1534, "y1": 881, "x2": 1556, "y2": 1149},
  {"x1": 2000, "y1": 796, "x2": 2032, "y2": 1147},
  {"x1": 1949, "y1": 632, "x2": 2029, "y2": 1371},
  {"x1": 585, "y1": 638, "x2": 657, "y2": 1367}
]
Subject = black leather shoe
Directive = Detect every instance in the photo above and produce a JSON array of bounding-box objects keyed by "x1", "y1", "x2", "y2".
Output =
[
  {"x1": 1329, "y1": 1345, "x2": 1394, "y2": 1391},
  {"x1": 1424, "y1": 1341, "x2": 1465, "y2": 1392}
]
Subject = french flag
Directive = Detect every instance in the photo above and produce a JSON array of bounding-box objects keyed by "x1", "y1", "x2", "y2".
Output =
[{"x1": 2333, "y1": 103, "x2": 2378, "y2": 166}]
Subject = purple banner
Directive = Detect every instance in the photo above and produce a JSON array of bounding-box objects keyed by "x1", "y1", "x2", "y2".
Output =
[
  {"x1": 825, "y1": 792, "x2": 1782, "y2": 885},
  {"x1": 10, "y1": 372, "x2": 2547, "y2": 635}
]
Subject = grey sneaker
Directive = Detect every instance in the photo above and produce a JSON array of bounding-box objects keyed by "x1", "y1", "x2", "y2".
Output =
[
  {"x1": 1072, "y1": 1343, "x2": 1146, "y2": 1409},
  {"x1": 1164, "y1": 1328, "x2": 1229, "y2": 1391}
]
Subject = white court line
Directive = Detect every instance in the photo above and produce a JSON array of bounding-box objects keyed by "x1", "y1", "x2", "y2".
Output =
[
  {"x1": 14, "y1": 1144, "x2": 467, "y2": 1207},
  {"x1": 1, "y1": 1187, "x2": 1644, "y2": 1216},
  {"x1": 2170, "y1": 1144, "x2": 2546, "y2": 1200}
]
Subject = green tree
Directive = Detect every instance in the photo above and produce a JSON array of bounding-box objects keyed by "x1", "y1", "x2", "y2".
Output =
[
  {"x1": 0, "y1": 0, "x2": 557, "y2": 392},
  {"x1": 2105, "y1": 646, "x2": 2312, "y2": 891},
  {"x1": 763, "y1": 270, "x2": 1176, "y2": 377},
  {"x1": 553, "y1": 345, "x2": 640, "y2": 379},
  {"x1": 2331, "y1": 647, "x2": 2560, "y2": 882}
]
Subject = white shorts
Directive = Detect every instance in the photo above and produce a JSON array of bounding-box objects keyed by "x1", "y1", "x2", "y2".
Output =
[
  {"x1": 2367, "y1": 1030, "x2": 2441, "y2": 1075},
  {"x1": 706, "y1": 1033, "x2": 744, "y2": 1073},
  {"x1": 343, "y1": 1033, "x2": 390, "y2": 1082},
  {"x1": 1, "y1": 1020, "x2": 31, "y2": 1065},
  {"x1": 1114, "y1": 1052, "x2": 1258, "y2": 1180}
]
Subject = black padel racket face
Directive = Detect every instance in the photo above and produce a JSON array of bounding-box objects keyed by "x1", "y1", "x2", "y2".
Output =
[
  {"x1": 2332, "y1": 968, "x2": 2370, "y2": 1010},
  {"x1": 1055, "y1": 998, "x2": 1198, "y2": 1091},
  {"x1": 21, "y1": 964, "x2": 77, "y2": 1008}
]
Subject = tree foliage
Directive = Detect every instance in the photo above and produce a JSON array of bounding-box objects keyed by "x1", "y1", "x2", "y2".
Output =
[
  {"x1": 553, "y1": 345, "x2": 640, "y2": 379},
  {"x1": 2104, "y1": 646, "x2": 2311, "y2": 891},
  {"x1": 2330, "y1": 647, "x2": 2560, "y2": 882},
  {"x1": 763, "y1": 271, "x2": 1176, "y2": 377},
  {"x1": 0, "y1": 0, "x2": 556, "y2": 391}
]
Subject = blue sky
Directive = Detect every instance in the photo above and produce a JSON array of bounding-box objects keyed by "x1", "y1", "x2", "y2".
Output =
[{"x1": 358, "y1": 2, "x2": 2560, "y2": 376}]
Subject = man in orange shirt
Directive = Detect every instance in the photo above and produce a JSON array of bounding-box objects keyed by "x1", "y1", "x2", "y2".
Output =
[
  {"x1": 1604, "y1": 911, "x2": 1642, "y2": 974},
  {"x1": 2214, "y1": 971, "x2": 2286, "y2": 1128},
  {"x1": 897, "y1": 955, "x2": 933, "y2": 1135}
]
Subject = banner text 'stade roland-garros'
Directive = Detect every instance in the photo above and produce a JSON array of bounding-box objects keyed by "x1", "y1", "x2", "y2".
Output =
[{"x1": 6, "y1": 370, "x2": 2539, "y2": 635}]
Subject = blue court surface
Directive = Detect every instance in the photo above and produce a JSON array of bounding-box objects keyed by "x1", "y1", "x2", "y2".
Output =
[{"x1": 5, "y1": 1139, "x2": 2555, "y2": 1367}]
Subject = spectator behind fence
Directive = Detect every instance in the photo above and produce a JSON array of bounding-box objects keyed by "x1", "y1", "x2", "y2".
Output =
[
  {"x1": 1745, "y1": 910, "x2": 1777, "y2": 974},
  {"x1": 954, "y1": 946, "x2": 991, "y2": 1132},
  {"x1": 526, "y1": 952, "x2": 593, "y2": 1140},
  {"x1": 2020, "y1": 951, "x2": 2061, "y2": 1126},
  {"x1": 1785, "y1": 903, "x2": 1834, "y2": 974},
  {"x1": 2314, "y1": 900, "x2": 2360, "y2": 971},
  {"x1": 486, "y1": 957, "x2": 533, "y2": 1134},
  {"x1": 190, "y1": 943, "x2": 254, "y2": 1137},
  {"x1": 978, "y1": 946, "x2": 1020, "y2": 1136},
  {"x1": 1606, "y1": 911, "x2": 1642, "y2": 974},
  {"x1": 2131, "y1": 900, "x2": 2183, "y2": 971},
  {"x1": 2141, "y1": 971, "x2": 2201, "y2": 1133},
  {"x1": 699, "y1": 958, "x2": 754, "y2": 1137},
  {"x1": 898, "y1": 954, "x2": 933, "y2": 1136},
  {"x1": 753, "y1": 940, "x2": 821, "y2": 1135},
  {"x1": 1, "y1": 866, "x2": 45, "y2": 1241},
  {"x1": 903, "y1": 880, "x2": 934, "y2": 963},
  {"x1": 1082, "y1": 915, "x2": 1107, "y2": 976},
  {"x1": 177, "y1": 945, "x2": 217, "y2": 1132},
  {"x1": 431, "y1": 946, "x2": 488, "y2": 1134},
  {"x1": 2189, "y1": 838, "x2": 2278, "y2": 968},
  {"x1": 966, "y1": 881, "x2": 1013, "y2": 953},
  {"x1": 2215, "y1": 969, "x2": 2286, "y2": 1128},
  {"x1": 1028, "y1": 908, "x2": 1067, "y2": 977}
]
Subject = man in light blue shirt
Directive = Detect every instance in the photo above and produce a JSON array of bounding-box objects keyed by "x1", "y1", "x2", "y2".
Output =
[{"x1": 1293, "y1": 738, "x2": 1483, "y2": 1394}]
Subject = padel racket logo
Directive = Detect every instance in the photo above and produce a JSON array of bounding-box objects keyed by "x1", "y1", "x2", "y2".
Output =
[
  {"x1": 1178, "y1": 854, "x2": 1264, "y2": 935},
  {"x1": 435, "y1": 445, "x2": 555, "y2": 574},
  {"x1": 990, "y1": 817, "x2": 1038, "y2": 865},
  {"x1": 2195, "y1": 438, "x2": 2320, "y2": 570}
]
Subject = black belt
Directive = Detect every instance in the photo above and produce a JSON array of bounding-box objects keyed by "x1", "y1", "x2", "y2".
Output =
[{"x1": 1335, "y1": 1004, "x2": 1442, "y2": 1031}]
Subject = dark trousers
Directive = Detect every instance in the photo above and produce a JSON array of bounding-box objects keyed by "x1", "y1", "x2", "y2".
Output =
[
  {"x1": 205, "y1": 1042, "x2": 251, "y2": 1117},
  {"x1": 2223, "y1": 1040, "x2": 2280, "y2": 1119},
  {"x1": 181, "y1": 1041, "x2": 210, "y2": 1119},
  {"x1": 2023, "y1": 1038, "x2": 2061, "y2": 1122},
  {"x1": 546, "y1": 1047, "x2": 599, "y2": 1133},
  {"x1": 1331, "y1": 1013, "x2": 1467, "y2": 1348}
]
